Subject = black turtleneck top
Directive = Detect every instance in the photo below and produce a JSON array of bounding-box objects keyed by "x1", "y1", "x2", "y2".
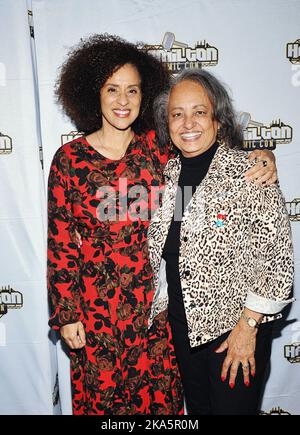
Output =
[{"x1": 162, "y1": 142, "x2": 219, "y2": 329}]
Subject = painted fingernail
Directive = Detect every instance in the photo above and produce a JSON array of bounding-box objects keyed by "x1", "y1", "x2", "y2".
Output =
[
  {"x1": 221, "y1": 376, "x2": 226, "y2": 382},
  {"x1": 245, "y1": 381, "x2": 250, "y2": 387},
  {"x1": 252, "y1": 371, "x2": 256, "y2": 377},
  {"x1": 230, "y1": 382, "x2": 235, "y2": 389}
]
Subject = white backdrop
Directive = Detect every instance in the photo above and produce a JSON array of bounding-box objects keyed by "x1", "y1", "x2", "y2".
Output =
[
  {"x1": 0, "y1": 0, "x2": 299, "y2": 415},
  {"x1": 0, "y1": 0, "x2": 57, "y2": 415}
]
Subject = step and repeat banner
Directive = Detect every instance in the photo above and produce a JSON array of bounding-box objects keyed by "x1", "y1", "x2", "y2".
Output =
[
  {"x1": 0, "y1": 0, "x2": 299, "y2": 414},
  {"x1": 0, "y1": 0, "x2": 58, "y2": 415}
]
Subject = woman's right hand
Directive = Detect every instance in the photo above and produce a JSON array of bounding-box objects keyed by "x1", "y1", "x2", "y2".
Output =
[{"x1": 60, "y1": 321, "x2": 86, "y2": 349}]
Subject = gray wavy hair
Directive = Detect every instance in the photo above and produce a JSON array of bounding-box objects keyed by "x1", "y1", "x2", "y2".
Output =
[{"x1": 153, "y1": 68, "x2": 243, "y2": 149}]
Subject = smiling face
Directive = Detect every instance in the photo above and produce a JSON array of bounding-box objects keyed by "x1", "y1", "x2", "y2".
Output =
[
  {"x1": 168, "y1": 80, "x2": 219, "y2": 157},
  {"x1": 100, "y1": 63, "x2": 142, "y2": 131}
]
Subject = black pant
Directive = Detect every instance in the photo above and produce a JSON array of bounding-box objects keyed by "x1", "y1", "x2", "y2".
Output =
[{"x1": 169, "y1": 317, "x2": 273, "y2": 415}]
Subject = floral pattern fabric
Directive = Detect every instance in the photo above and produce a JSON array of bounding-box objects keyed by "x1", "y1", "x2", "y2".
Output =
[{"x1": 47, "y1": 131, "x2": 183, "y2": 415}]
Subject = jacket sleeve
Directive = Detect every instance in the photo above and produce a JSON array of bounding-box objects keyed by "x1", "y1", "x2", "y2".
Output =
[
  {"x1": 244, "y1": 182, "x2": 294, "y2": 315},
  {"x1": 47, "y1": 147, "x2": 83, "y2": 330}
]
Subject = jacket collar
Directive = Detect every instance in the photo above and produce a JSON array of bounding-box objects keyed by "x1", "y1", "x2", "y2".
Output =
[{"x1": 164, "y1": 143, "x2": 230, "y2": 183}]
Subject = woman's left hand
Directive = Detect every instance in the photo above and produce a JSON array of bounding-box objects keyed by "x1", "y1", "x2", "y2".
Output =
[
  {"x1": 245, "y1": 149, "x2": 277, "y2": 186},
  {"x1": 215, "y1": 321, "x2": 258, "y2": 388}
]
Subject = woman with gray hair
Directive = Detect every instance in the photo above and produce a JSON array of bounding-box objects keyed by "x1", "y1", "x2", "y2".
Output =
[{"x1": 147, "y1": 69, "x2": 294, "y2": 415}]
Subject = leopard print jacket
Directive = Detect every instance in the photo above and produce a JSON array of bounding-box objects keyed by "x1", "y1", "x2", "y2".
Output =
[{"x1": 147, "y1": 144, "x2": 294, "y2": 347}]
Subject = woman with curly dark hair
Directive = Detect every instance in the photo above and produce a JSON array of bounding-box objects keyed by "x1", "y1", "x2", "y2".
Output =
[
  {"x1": 47, "y1": 33, "x2": 184, "y2": 415},
  {"x1": 47, "y1": 33, "x2": 277, "y2": 415}
]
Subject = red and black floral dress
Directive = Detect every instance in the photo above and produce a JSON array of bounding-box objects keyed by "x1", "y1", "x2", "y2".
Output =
[{"x1": 47, "y1": 130, "x2": 183, "y2": 415}]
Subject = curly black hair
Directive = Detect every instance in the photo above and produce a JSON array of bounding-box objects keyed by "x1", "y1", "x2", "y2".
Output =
[{"x1": 55, "y1": 33, "x2": 170, "y2": 134}]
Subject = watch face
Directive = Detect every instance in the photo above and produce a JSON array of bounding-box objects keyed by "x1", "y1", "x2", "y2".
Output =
[{"x1": 248, "y1": 318, "x2": 257, "y2": 328}]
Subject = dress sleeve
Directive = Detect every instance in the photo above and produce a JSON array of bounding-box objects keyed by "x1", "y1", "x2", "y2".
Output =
[
  {"x1": 47, "y1": 147, "x2": 83, "y2": 330},
  {"x1": 244, "y1": 182, "x2": 294, "y2": 314}
]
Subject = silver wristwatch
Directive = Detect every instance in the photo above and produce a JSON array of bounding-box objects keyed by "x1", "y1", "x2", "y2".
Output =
[{"x1": 241, "y1": 312, "x2": 261, "y2": 328}]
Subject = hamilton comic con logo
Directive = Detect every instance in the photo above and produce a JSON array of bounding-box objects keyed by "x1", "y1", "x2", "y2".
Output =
[
  {"x1": 0, "y1": 286, "x2": 23, "y2": 319},
  {"x1": 285, "y1": 198, "x2": 300, "y2": 222},
  {"x1": 260, "y1": 407, "x2": 291, "y2": 415},
  {"x1": 286, "y1": 39, "x2": 300, "y2": 64},
  {"x1": 240, "y1": 113, "x2": 293, "y2": 151},
  {"x1": 284, "y1": 343, "x2": 300, "y2": 364},
  {"x1": 61, "y1": 131, "x2": 83, "y2": 146},
  {"x1": 0, "y1": 131, "x2": 12, "y2": 154},
  {"x1": 145, "y1": 31, "x2": 218, "y2": 73}
]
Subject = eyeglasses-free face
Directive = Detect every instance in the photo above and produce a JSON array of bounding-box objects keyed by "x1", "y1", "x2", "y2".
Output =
[
  {"x1": 168, "y1": 79, "x2": 219, "y2": 158},
  {"x1": 100, "y1": 63, "x2": 142, "y2": 132}
]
